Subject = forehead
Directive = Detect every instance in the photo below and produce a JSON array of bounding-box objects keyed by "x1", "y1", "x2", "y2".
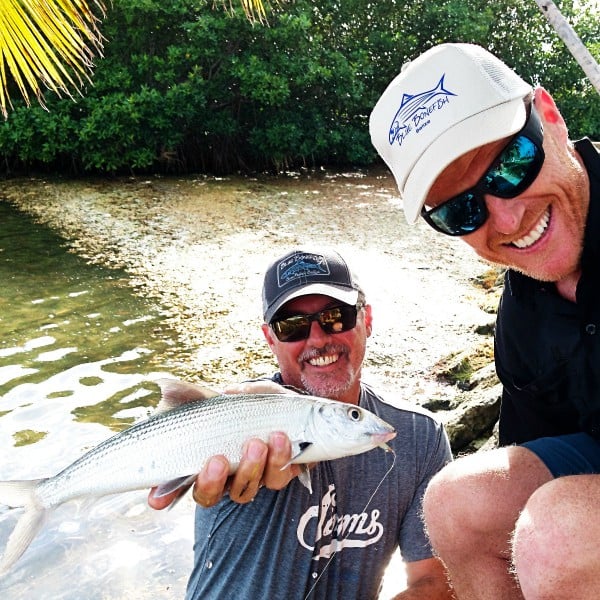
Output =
[
  {"x1": 281, "y1": 294, "x2": 338, "y2": 313},
  {"x1": 425, "y1": 137, "x2": 509, "y2": 208}
]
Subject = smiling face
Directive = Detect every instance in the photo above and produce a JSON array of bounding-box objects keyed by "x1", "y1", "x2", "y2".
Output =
[
  {"x1": 424, "y1": 89, "x2": 590, "y2": 288},
  {"x1": 262, "y1": 294, "x2": 372, "y2": 405}
]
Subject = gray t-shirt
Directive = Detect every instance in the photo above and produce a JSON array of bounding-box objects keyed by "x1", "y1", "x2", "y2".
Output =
[{"x1": 185, "y1": 380, "x2": 452, "y2": 600}]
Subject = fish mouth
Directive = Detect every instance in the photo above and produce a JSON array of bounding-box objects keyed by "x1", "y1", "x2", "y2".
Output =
[
  {"x1": 372, "y1": 431, "x2": 397, "y2": 449},
  {"x1": 509, "y1": 207, "x2": 551, "y2": 249}
]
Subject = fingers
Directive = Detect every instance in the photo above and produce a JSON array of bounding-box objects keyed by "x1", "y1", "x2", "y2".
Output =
[
  {"x1": 148, "y1": 486, "x2": 179, "y2": 510},
  {"x1": 147, "y1": 482, "x2": 192, "y2": 510},
  {"x1": 227, "y1": 438, "x2": 268, "y2": 503},
  {"x1": 192, "y1": 455, "x2": 231, "y2": 508},
  {"x1": 151, "y1": 432, "x2": 299, "y2": 510},
  {"x1": 262, "y1": 431, "x2": 299, "y2": 490},
  {"x1": 192, "y1": 433, "x2": 297, "y2": 507}
]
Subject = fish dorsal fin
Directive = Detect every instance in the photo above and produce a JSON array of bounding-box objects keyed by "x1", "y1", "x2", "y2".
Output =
[{"x1": 154, "y1": 378, "x2": 221, "y2": 413}]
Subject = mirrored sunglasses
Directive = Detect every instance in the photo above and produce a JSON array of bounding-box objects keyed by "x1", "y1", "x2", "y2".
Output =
[
  {"x1": 270, "y1": 304, "x2": 362, "y2": 342},
  {"x1": 421, "y1": 104, "x2": 545, "y2": 236}
]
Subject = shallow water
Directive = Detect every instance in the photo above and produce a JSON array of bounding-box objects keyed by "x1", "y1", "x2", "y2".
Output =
[
  {"x1": 0, "y1": 203, "x2": 194, "y2": 598},
  {"x1": 0, "y1": 172, "x2": 493, "y2": 598}
]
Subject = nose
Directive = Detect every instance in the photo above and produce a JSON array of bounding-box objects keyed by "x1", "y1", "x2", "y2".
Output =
[
  {"x1": 485, "y1": 195, "x2": 527, "y2": 235},
  {"x1": 308, "y1": 319, "x2": 329, "y2": 341}
]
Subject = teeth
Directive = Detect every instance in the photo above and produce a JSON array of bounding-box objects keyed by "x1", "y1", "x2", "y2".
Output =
[
  {"x1": 512, "y1": 208, "x2": 550, "y2": 249},
  {"x1": 308, "y1": 354, "x2": 338, "y2": 367}
]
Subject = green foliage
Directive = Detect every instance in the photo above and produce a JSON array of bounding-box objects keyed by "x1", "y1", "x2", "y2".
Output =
[{"x1": 0, "y1": 0, "x2": 597, "y2": 175}]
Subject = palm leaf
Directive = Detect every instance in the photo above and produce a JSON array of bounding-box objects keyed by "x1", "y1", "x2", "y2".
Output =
[
  {"x1": 0, "y1": 0, "x2": 106, "y2": 118},
  {"x1": 0, "y1": 0, "x2": 272, "y2": 119}
]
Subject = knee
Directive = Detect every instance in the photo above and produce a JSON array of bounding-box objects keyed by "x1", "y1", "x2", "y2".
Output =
[
  {"x1": 513, "y1": 476, "x2": 594, "y2": 595},
  {"x1": 422, "y1": 462, "x2": 462, "y2": 533},
  {"x1": 422, "y1": 455, "x2": 496, "y2": 545},
  {"x1": 513, "y1": 482, "x2": 558, "y2": 579}
]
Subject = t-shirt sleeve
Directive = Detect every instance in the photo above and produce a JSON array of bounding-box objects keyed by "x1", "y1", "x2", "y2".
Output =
[{"x1": 398, "y1": 417, "x2": 452, "y2": 563}]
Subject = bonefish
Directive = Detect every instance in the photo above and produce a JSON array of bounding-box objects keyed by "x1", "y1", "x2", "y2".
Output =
[{"x1": 0, "y1": 378, "x2": 395, "y2": 574}]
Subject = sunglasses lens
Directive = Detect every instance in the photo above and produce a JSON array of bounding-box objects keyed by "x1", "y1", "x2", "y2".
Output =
[
  {"x1": 271, "y1": 315, "x2": 310, "y2": 342},
  {"x1": 484, "y1": 137, "x2": 542, "y2": 197},
  {"x1": 423, "y1": 105, "x2": 545, "y2": 237},
  {"x1": 428, "y1": 193, "x2": 487, "y2": 236},
  {"x1": 319, "y1": 306, "x2": 357, "y2": 334}
]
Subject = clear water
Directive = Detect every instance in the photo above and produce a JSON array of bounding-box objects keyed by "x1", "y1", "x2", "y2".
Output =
[{"x1": 0, "y1": 202, "x2": 194, "y2": 598}]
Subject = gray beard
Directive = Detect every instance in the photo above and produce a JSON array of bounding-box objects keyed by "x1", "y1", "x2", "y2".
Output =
[{"x1": 300, "y1": 369, "x2": 355, "y2": 401}]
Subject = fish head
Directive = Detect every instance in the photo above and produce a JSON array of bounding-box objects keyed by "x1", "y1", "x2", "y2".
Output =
[{"x1": 299, "y1": 399, "x2": 396, "y2": 462}]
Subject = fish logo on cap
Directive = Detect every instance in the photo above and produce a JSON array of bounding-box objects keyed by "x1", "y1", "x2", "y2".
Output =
[
  {"x1": 388, "y1": 75, "x2": 457, "y2": 147},
  {"x1": 277, "y1": 253, "x2": 330, "y2": 288}
]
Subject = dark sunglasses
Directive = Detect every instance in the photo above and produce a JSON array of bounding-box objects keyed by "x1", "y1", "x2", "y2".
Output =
[
  {"x1": 421, "y1": 104, "x2": 545, "y2": 236},
  {"x1": 270, "y1": 304, "x2": 363, "y2": 342}
]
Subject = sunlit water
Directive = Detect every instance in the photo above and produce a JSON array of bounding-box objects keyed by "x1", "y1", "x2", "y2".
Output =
[
  {"x1": 0, "y1": 172, "x2": 493, "y2": 599},
  {"x1": 0, "y1": 200, "x2": 410, "y2": 599},
  {"x1": 0, "y1": 202, "x2": 194, "y2": 598}
]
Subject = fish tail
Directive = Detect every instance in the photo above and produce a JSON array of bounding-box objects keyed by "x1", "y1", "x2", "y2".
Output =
[{"x1": 0, "y1": 479, "x2": 48, "y2": 575}]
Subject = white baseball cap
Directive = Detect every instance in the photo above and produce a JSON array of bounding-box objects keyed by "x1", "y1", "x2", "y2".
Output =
[{"x1": 369, "y1": 43, "x2": 532, "y2": 223}]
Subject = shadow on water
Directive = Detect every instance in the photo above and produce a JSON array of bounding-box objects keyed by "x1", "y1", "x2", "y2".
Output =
[{"x1": 0, "y1": 202, "x2": 194, "y2": 599}]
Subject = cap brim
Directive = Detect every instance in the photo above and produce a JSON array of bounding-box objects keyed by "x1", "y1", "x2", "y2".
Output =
[
  {"x1": 403, "y1": 99, "x2": 528, "y2": 224},
  {"x1": 264, "y1": 284, "x2": 359, "y2": 323}
]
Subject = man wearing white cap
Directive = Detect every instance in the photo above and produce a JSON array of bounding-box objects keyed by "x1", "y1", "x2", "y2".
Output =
[{"x1": 370, "y1": 43, "x2": 600, "y2": 599}]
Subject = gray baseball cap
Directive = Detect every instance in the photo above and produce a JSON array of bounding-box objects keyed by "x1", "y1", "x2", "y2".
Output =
[{"x1": 262, "y1": 248, "x2": 363, "y2": 323}]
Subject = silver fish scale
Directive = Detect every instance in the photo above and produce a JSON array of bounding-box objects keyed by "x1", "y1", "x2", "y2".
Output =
[{"x1": 36, "y1": 394, "x2": 320, "y2": 508}]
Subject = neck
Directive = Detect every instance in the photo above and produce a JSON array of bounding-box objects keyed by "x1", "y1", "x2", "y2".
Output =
[{"x1": 555, "y1": 270, "x2": 581, "y2": 302}]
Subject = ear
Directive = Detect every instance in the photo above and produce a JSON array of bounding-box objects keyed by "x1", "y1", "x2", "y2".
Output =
[
  {"x1": 534, "y1": 87, "x2": 569, "y2": 142},
  {"x1": 363, "y1": 304, "x2": 373, "y2": 337},
  {"x1": 261, "y1": 322, "x2": 277, "y2": 351}
]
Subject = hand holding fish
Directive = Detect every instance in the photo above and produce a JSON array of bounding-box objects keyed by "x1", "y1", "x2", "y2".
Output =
[
  {"x1": 148, "y1": 380, "x2": 301, "y2": 509},
  {"x1": 148, "y1": 432, "x2": 299, "y2": 509}
]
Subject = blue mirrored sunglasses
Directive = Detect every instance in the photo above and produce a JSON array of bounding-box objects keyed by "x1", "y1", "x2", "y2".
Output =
[{"x1": 421, "y1": 104, "x2": 545, "y2": 236}]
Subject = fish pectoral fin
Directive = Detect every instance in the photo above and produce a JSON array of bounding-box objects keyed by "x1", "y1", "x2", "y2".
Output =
[
  {"x1": 281, "y1": 441, "x2": 313, "y2": 494},
  {"x1": 154, "y1": 378, "x2": 221, "y2": 413},
  {"x1": 297, "y1": 466, "x2": 313, "y2": 494},
  {"x1": 288, "y1": 440, "x2": 313, "y2": 463},
  {"x1": 151, "y1": 474, "x2": 197, "y2": 502}
]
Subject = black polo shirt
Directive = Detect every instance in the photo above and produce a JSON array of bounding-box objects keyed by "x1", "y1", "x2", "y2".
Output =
[{"x1": 495, "y1": 138, "x2": 600, "y2": 445}]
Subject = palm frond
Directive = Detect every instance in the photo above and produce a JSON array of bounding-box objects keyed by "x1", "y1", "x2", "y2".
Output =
[
  {"x1": 0, "y1": 0, "x2": 105, "y2": 118},
  {"x1": 236, "y1": 0, "x2": 269, "y2": 23},
  {"x1": 0, "y1": 0, "x2": 274, "y2": 119}
]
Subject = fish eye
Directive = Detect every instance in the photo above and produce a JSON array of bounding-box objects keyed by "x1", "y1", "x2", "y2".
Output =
[{"x1": 347, "y1": 407, "x2": 362, "y2": 421}]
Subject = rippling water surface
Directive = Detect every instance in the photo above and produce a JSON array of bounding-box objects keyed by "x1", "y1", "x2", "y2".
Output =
[
  {"x1": 0, "y1": 172, "x2": 491, "y2": 598},
  {"x1": 0, "y1": 202, "x2": 194, "y2": 599}
]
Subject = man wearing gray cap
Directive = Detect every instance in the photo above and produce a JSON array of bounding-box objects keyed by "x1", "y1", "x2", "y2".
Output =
[
  {"x1": 152, "y1": 247, "x2": 454, "y2": 599},
  {"x1": 370, "y1": 43, "x2": 600, "y2": 599}
]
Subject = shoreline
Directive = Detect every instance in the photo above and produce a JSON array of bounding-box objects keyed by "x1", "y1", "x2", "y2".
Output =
[{"x1": 0, "y1": 171, "x2": 495, "y2": 405}]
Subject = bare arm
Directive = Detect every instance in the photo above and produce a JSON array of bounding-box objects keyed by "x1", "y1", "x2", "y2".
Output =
[{"x1": 389, "y1": 557, "x2": 454, "y2": 600}]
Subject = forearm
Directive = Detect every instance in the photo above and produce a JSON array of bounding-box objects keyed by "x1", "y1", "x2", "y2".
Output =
[{"x1": 388, "y1": 576, "x2": 455, "y2": 600}]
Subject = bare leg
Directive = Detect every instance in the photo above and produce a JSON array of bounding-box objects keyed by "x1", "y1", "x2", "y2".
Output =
[
  {"x1": 513, "y1": 474, "x2": 600, "y2": 599},
  {"x1": 422, "y1": 446, "x2": 553, "y2": 600}
]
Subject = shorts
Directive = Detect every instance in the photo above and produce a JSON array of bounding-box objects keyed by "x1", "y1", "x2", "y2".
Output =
[{"x1": 521, "y1": 432, "x2": 600, "y2": 478}]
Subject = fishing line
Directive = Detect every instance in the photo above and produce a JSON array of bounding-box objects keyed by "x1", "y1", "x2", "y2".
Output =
[{"x1": 303, "y1": 447, "x2": 397, "y2": 600}]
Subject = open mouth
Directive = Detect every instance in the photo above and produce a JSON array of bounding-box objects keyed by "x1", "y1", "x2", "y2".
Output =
[
  {"x1": 510, "y1": 207, "x2": 550, "y2": 249},
  {"x1": 308, "y1": 354, "x2": 339, "y2": 367}
]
